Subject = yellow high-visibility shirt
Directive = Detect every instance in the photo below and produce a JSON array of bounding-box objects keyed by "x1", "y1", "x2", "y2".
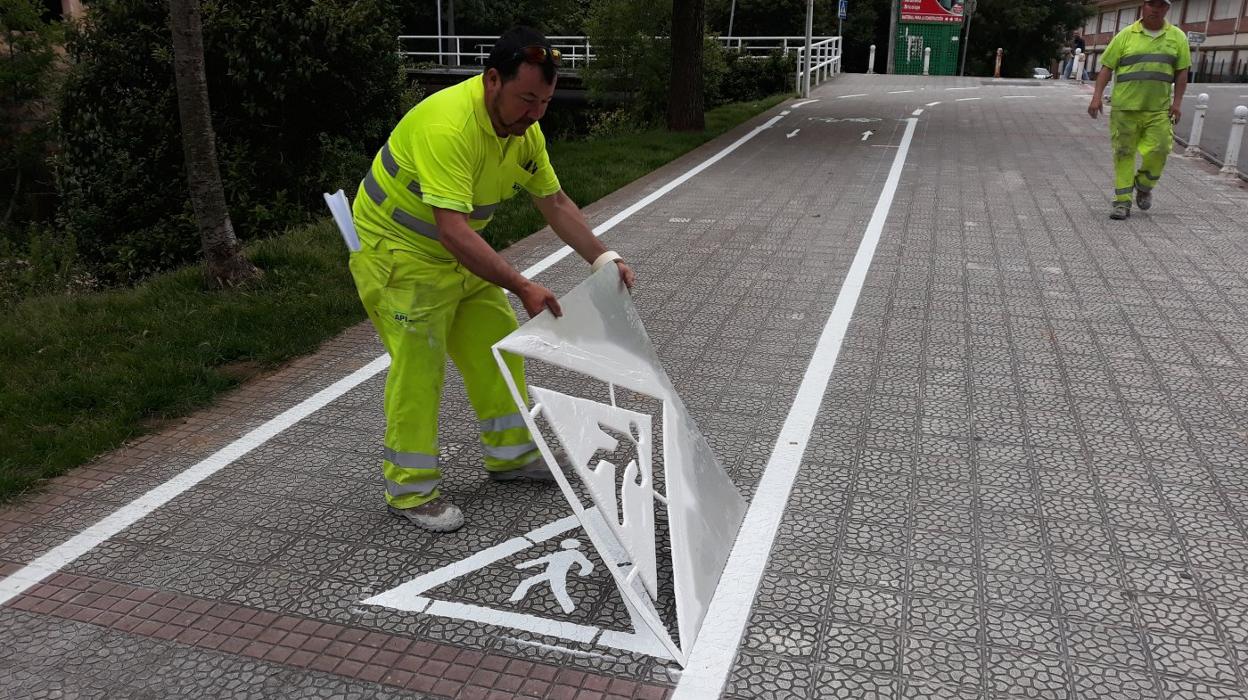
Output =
[
  {"x1": 1100, "y1": 20, "x2": 1191, "y2": 112},
  {"x1": 353, "y1": 74, "x2": 561, "y2": 254}
]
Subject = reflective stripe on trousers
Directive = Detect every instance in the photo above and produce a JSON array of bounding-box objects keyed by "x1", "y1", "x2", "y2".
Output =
[
  {"x1": 1109, "y1": 109, "x2": 1173, "y2": 202},
  {"x1": 348, "y1": 243, "x2": 535, "y2": 507}
]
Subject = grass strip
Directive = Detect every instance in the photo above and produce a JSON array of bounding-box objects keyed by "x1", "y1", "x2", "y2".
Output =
[{"x1": 0, "y1": 94, "x2": 787, "y2": 503}]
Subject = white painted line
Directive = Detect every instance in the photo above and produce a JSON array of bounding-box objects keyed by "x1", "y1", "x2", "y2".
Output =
[
  {"x1": 787, "y1": 129, "x2": 800, "y2": 139},
  {"x1": 791, "y1": 99, "x2": 820, "y2": 108},
  {"x1": 837, "y1": 93, "x2": 867, "y2": 99},
  {"x1": 912, "y1": 108, "x2": 924, "y2": 116},
  {"x1": 925, "y1": 101, "x2": 942, "y2": 107},
  {"x1": 780, "y1": 110, "x2": 791, "y2": 115},
  {"x1": 956, "y1": 97, "x2": 983, "y2": 102},
  {"x1": 1003, "y1": 95, "x2": 1038, "y2": 99},
  {"x1": 522, "y1": 114, "x2": 785, "y2": 277},
  {"x1": 0, "y1": 354, "x2": 391, "y2": 606},
  {"x1": 427, "y1": 600, "x2": 599, "y2": 642},
  {"x1": 0, "y1": 108, "x2": 788, "y2": 607},
  {"x1": 946, "y1": 86, "x2": 979, "y2": 91},
  {"x1": 887, "y1": 90, "x2": 914, "y2": 94},
  {"x1": 674, "y1": 117, "x2": 919, "y2": 697}
]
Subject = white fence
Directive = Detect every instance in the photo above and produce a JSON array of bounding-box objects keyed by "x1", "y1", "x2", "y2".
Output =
[
  {"x1": 794, "y1": 37, "x2": 842, "y2": 94},
  {"x1": 399, "y1": 35, "x2": 841, "y2": 78}
]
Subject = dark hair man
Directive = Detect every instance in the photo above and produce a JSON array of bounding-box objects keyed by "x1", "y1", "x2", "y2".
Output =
[{"x1": 349, "y1": 26, "x2": 635, "y2": 532}]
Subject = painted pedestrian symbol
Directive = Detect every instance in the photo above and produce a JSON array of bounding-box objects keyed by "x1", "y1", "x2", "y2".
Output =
[{"x1": 508, "y1": 539, "x2": 594, "y2": 613}]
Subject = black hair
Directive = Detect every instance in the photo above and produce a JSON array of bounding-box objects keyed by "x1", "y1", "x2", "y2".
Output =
[{"x1": 484, "y1": 26, "x2": 558, "y2": 84}]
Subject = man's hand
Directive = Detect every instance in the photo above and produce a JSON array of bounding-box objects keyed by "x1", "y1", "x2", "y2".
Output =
[
  {"x1": 1088, "y1": 97, "x2": 1103, "y2": 119},
  {"x1": 1170, "y1": 104, "x2": 1182, "y2": 124},
  {"x1": 615, "y1": 260, "x2": 635, "y2": 290},
  {"x1": 517, "y1": 280, "x2": 562, "y2": 318}
]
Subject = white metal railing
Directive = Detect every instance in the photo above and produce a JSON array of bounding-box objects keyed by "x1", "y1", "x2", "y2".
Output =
[
  {"x1": 794, "y1": 37, "x2": 842, "y2": 95},
  {"x1": 398, "y1": 35, "x2": 838, "y2": 70}
]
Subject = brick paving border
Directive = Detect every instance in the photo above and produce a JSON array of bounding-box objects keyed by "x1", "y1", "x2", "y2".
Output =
[{"x1": 6, "y1": 570, "x2": 671, "y2": 700}]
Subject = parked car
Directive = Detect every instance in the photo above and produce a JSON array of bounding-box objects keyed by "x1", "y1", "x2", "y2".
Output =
[{"x1": 1032, "y1": 67, "x2": 1054, "y2": 79}]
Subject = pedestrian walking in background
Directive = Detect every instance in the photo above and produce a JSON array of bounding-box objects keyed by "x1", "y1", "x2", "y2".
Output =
[{"x1": 1087, "y1": 0, "x2": 1190, "y2": 220}]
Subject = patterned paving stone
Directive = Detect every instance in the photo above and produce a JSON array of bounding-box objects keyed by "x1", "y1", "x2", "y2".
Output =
[{"x1": 5, "y1": 73, "x2": 1248, "y2": 698}]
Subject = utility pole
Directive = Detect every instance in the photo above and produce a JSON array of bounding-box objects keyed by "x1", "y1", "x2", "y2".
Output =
[
  {"x1": 886, "y1": 0, "x2": 898, "y2": 74},
  {"x1": 803, "y1": 0, "x2": 814, "y2": 97},
  {"x1": 728, "y1": 0, "x2": 736, "y2": 36},
  {"x1": 959, "y1": 0, "x2": 975, "y2": 77}
]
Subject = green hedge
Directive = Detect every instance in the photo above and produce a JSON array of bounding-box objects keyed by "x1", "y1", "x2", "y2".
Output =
[{"x1": 55, "y1": 0, "x2": 405, "y2": 284}]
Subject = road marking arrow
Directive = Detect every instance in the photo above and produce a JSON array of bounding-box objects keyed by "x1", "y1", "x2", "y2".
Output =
[
  {"x1": 787, "y1": 129, "x2": 800, "y2": 139},
  {"x1": 861, "y1": 130, "x2": 874, "y2": 142}
]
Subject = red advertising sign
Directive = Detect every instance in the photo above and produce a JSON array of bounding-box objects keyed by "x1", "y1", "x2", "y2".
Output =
[{"x1": 900, "y1": 0, "x2": 964, "y2": 23}]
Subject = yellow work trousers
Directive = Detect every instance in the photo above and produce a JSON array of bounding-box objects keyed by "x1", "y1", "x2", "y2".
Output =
[
  {"x1": 1109, "y1": 109, "x2": 1173, "y2": 203},
  {"x1": 349, "y1": 240, "x2": 539, "y2": 509}
]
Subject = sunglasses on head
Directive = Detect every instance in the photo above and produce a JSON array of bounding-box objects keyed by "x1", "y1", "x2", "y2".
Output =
[{"x1": 514, "y1": 45, "x2": 561, "y2": 66}]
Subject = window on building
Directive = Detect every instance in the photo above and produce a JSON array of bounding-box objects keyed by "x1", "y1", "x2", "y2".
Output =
[
  {"x1": 1186, "y1": 0, "x2": 1211, "y2": 22},
  {"x1": 1100, "y1": 11, "x2": 1115, "y2": 33},
  {"x1": 1170, "y1": 0, "x2": 1187, "y2": 22},
  {"x1": 1118, "y1": 7, "x2": 1139, "y2": 29},
  {"x1": 1212, "y1": 0, "x2": 1240, "y2": 20}
]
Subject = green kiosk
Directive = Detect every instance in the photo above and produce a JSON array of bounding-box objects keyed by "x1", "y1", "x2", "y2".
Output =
[{"x1": 894, "y1": 0, "x2": 965, "y2": 75}]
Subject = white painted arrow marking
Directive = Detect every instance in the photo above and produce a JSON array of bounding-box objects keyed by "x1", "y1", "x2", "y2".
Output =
[
  {"x1": 861, "y1": 130, "x2": 874, "y2": 141},
  {"x1": 787, "y1": 129, "x2": 800, "y2": 139},
  {"x1": 912, "y1": 108, "x2": 924, "y2": 116}
]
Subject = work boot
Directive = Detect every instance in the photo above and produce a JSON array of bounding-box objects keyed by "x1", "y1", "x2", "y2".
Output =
[
  {"x1": 1136, "y1": 188, "x2": 1152, "y2": 211},
  {"x1": 489, "y1": 451, "x2": 561, "y2": 483},
  {"x1": 1110, "y1": 201, "x2": 1131, "y2": 220},
  {"x1": 388, "y1": 499, "x2": 464, "y2": 532}
]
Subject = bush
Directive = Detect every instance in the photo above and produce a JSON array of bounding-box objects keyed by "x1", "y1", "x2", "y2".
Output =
[
  {"x1": 0, "y1": 0, "x2": 63, "y2": 234},
  {"x1": 583, "y1": 1, "x2": 791, "y2": 123},
  {"x1": 717, "y1": 49, "x2": 795, "y2": 104},
  {"x1": 55, "y1": 0, "x2": 405, "y2": 284}
]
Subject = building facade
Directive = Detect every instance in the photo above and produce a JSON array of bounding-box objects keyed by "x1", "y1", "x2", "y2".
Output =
[{"x1": 1082, "y1": 0, "x2": 1248, "y2": 81}]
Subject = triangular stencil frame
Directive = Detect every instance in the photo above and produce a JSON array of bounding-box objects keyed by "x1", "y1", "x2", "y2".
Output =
[{"x1": 491, "y1": 266, "x2": 747, "y2": 667}]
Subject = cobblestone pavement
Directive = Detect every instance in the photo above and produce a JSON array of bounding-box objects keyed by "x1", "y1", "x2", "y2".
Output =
[{"x1": 3, "y1": 73, "x2": 1248, "y2": 699}]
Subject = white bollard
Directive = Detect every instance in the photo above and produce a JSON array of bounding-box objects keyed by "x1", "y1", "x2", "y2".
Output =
[
  {"x1": 1222, "y1": 105, "x2": 1248, "y2": 176},
  {"x1": 923, "y1": 46, "x2": 931, "y2": 76},
  {"x1": 868, "y1": 44, "x2": 876, "y2": 74},
  {"x1": 1072, "y1": 48, "x2": 1085, "y2": 84},
  {"x1": 1185, "y1": 93, "x2": 1209, "y2": 157}
]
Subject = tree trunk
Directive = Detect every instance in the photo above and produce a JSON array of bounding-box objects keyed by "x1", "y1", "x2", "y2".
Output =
[
  {"x1": 667, "y1": 0, "x2": 705, "y2": 132},
  {"x1": 167, "y1": 0, "x2": 261, "y2": 288}
]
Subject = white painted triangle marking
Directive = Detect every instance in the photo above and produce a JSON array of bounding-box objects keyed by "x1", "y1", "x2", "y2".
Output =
[{"x1": 360, "y1": 515, "x2": 675, "y2": 661}]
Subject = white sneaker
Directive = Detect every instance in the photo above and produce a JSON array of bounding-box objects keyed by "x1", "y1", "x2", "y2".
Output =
[{"x1": 388, "y1": 500, "x2": 464, "y2": 532}]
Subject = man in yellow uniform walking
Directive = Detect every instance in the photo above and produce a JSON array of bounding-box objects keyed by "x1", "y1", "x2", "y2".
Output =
[
  {"x1": 350, "y1": 27, "x2": 635, "y2": 532},
  {"x1": 1088, "y1": 0, "x2": 1190, "y2": 220}
]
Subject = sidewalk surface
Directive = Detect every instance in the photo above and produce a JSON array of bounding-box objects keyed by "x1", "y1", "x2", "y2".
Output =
[{"x1": 3, "y1": 73, "x2": 1248, "y2": 700}]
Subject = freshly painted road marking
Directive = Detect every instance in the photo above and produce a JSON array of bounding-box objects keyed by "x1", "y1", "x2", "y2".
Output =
[
  {"x1": 861, "y1": 130, "x2": 875, "y2": 141},
  {"x1": 837, "y1": 93, "x2": 867, "y2": 99},
  {"x1": 957, "y1": 97, "x2": 983, "y2": 102},
  {"x1": 912, "y1": 108, "x2": 924, "y2": 116},
  {"x1": 791, "y1": 99, "x2": 820, "y2": 108},
  {"x1": 947, "y1": 86, "x2": 979, "y2": 91},
  {"x1": 674, "y1": 117, "x2": 920, "y2": 698},
  {"x1": 888, "y1": 89, "x2": 914, "y2": 94},
  {"x1": 1004, "y1": 95, "x2": 1038, "y2": 99},
  {"x1": 926, "y1": 101, "x2": 942, "y2": 107},
  {"x1": 787, "y1": 129, "x2": 801, "y2": 139},
  {"x1": 360, "y1": 515, "x2": 673, "y2": 659},
  {"x1": 0, "y1": 107, "x2": 790, "y2": 608}
]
